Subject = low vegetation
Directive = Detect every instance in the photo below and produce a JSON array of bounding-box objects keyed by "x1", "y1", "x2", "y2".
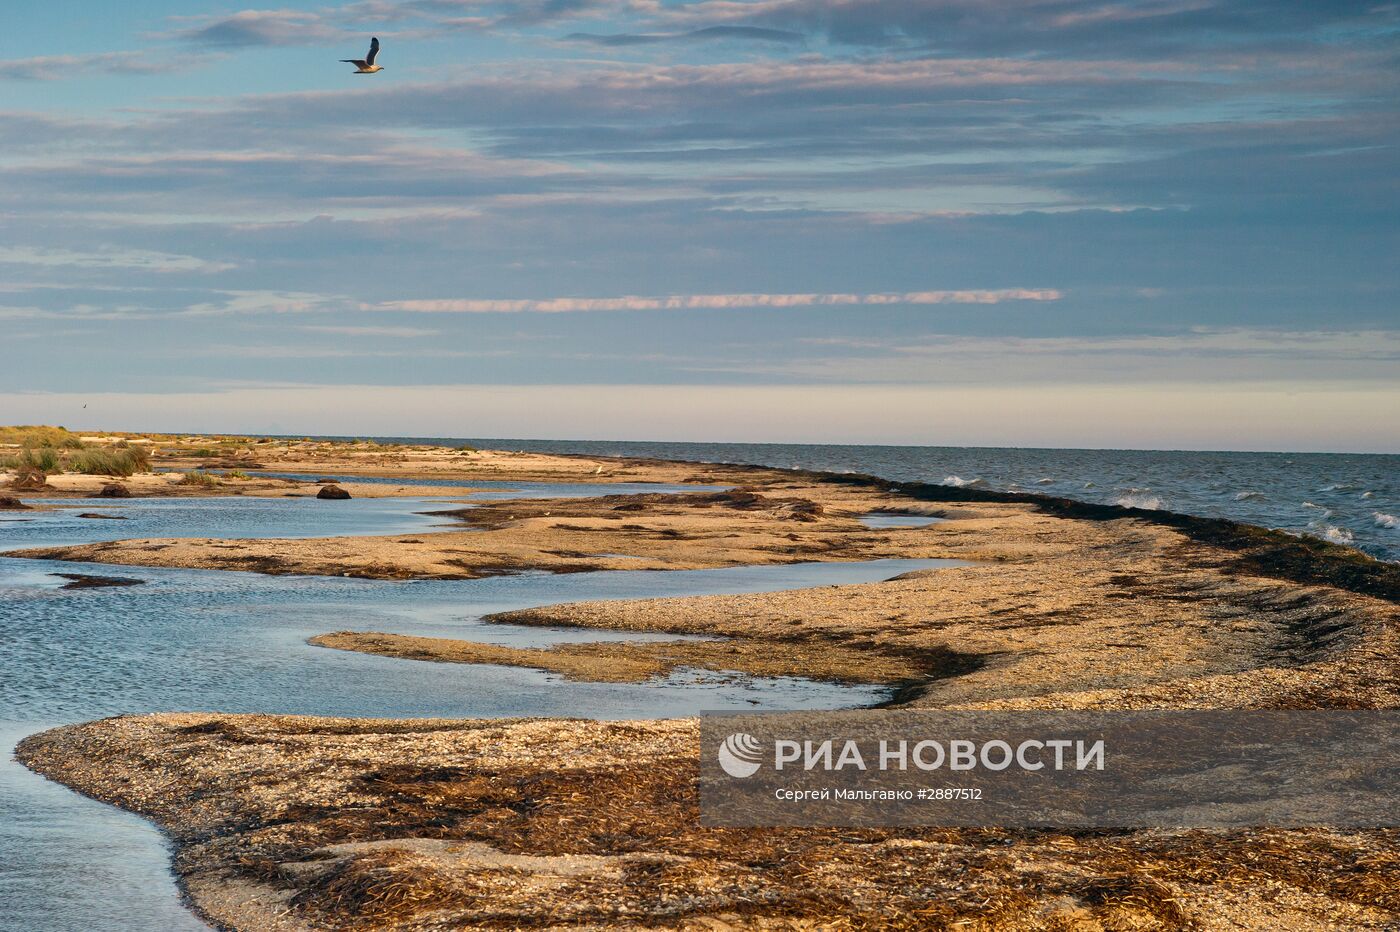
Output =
[
  {"x1": 0, "y1": 425, "x2": 163, "y2": 477},
  {"x1": 0, "y1": 425, "x2": 85, "y2": 449},
  {"x1": 67, "y1": 447, "x2": 151, "y2": 477},
  {"x1": 178, "y1": 470, "x2": 220, "y2": 488},
  {"x1": 1, "y1": 441, "x2": 150, "y2": 478},
  {"x1": 5, "y1": 448, "x2": 62, "y2": 472}
]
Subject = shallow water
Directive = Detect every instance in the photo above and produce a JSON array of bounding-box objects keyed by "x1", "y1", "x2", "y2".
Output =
[
  {"x1": 2, "y1": 477, "x2": 714, "y2": 550},
  {"x1": 0, "y1": 722, "x2": 207, "y2": 932},
  {"x1": 858, "y1": 513, "x2": 946, "y2": 529},
  {"x1": 1, "y1": 485, "x2": 960, "y2": 930},
  {"x1": 0, "y1": 555, "x2": 958, "y2": 724}
]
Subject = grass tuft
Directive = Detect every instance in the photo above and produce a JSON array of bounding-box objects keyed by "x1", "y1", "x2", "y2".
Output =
[
  {"x1": 67, "y1": 447, "x2": 151, "y2": 477},
  {"x1": 179, "y1": 470, "x2": 220, "y2": 488}
]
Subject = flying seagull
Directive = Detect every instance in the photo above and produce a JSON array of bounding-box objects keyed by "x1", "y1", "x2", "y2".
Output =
[{"x1": 341, "y1": 37, "x2": 382, "y2": 74}]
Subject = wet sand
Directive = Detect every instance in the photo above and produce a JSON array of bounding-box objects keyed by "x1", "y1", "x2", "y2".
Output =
[{"x1": 12, "y1": 436, "x2": 1400, "y2": 930}]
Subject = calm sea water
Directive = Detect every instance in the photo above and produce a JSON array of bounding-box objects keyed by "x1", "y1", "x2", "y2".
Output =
[{"x1": 363, "y1": 440, "x2": 1398, "y2": 563}]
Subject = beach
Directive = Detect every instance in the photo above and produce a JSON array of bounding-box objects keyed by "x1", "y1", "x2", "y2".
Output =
[{"x1": 6, "y1": 433, "x2": 1399, "y2": 930}]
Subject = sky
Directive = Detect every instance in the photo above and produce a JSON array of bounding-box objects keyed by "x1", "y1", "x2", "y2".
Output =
[{"x1": 1, "y1": 0, "x2": 1397, "y2": 451}]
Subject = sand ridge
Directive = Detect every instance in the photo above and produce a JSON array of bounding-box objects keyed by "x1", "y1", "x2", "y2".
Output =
[{"x1": 9, "y1": 475, "x2": 979, "y2": 579}]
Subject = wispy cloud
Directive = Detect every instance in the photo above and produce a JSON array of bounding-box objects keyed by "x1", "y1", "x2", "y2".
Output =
[
  {"x1": 168, "y1": 9, "x2": 353, "y2": 47},
  {"x1": 698, "y1": 328, "x2": 1400, "y2": 384},
  {"x1": 0, "y1": 51, "x2": 210, "y2": 81},
  {"x1": 0, "y1": 289, "x2": 339, "y2": 320},
  {"x1": 196, "y1": 344, "x2": 511, "y2": 358},
  {"x1": 374, "y1": 288, "x2": 1062, "y2": 313},
  {"x1": 651, "y1": 0, "x2": 1400, "y2": 58},
  {"x1": 0, "y1": 246, "x2": 234, "y2": 274},
  {"x1": 167, "y1": 0, "x2": 637, "y2": 47},
  {"x1": 299, "y1": 324, "x2": 439, "y2": 337},
  {"x1": 799, "y1": 328, "x2": 1400, "y2": 360},
  {"x1": 564, "y1": 25, "x2": 805, "y2": 46}
]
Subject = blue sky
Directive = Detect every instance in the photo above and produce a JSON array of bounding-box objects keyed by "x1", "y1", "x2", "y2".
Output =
[{"x1": 2, "y1": 0, "x2": 1397, "y2": 450}]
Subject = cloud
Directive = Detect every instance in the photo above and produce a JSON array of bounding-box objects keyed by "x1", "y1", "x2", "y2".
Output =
[
  {"x1": 191, "y1": 344, "x2": 504, "y2": 358},
  {"x1": 564, "y1": 25, "x2": 804, "y2": 45},
  {"x1": 167, "y1": 0, "x2": 637, "y2": 47},
  {"x1": 0, "y1": 289, "x2": 341, "y2": 320},
  {"x1": 375, "y1": 288, "x2": 1062, "y2": 313},
  {"x1": 0, "y1": 246, "x2": 234, "y2": 274},
  {"x1": 170, "y1": 9, "x2": 352, "y2": 46},
  {"x1": 799, "y1": 328, "x2": 1400, "y2": 361},
  {"x1": 0, "y1": 51, "x2": 210, "y2": 81},
  {"x1": 0, "y1": 147, "x2": 597, "y2": 213},
  {"x1": 653, "y1": 0, "x2": 1400, "y2": 57},
  {"x1": 299, "y1": 324, "x2": 440, "y2": 336},
  {"x1": 701, "y1": 328, "x2": 1400, "y2": 385}
]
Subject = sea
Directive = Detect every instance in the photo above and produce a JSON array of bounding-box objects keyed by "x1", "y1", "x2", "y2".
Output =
[{"x1": 361, "y1": 440, "x2": 1400, "y2": 564}]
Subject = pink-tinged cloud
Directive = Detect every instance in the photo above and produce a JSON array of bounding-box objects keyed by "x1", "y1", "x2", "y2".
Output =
[{"x1": 375, "y1": 288, "x2": 1061, "y2": 313}]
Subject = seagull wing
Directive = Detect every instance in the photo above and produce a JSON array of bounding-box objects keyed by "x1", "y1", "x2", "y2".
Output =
[
  {"x1": 365, "y1": 37, "x2": 380, "y2": 66},
  {"x1": 341, "y1": 59, "x2": 369, "y2": 67}
]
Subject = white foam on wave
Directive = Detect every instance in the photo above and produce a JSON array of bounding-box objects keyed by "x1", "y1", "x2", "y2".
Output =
[
  {"x1": 1318, "y1": 483, "x2": 1356, "y2": 492},
  {"x1": 1375, "y1": 512, "x2": 1399, "y2": 530},
  {"x1": 1234, "y1": 490, "x2": 1265, "y2": 501},
  {"x1": 941, "y1": 476, "x2": 987, "y2": 488},
  {"x1": 1320, "y1": 525, "x2": 1355, "y2": 545},
  {"x1": 1116, "y1": 493, "x2": 1164, "y2": 510},
  {"x1": 1362, "y1": 491, "x2": 1375, "y2": 499},
  {"x1": 1034, "y1": 477, "x2": 1055, "y2": 485}
]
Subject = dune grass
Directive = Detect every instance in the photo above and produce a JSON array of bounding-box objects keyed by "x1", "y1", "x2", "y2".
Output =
[
  {"x1": 67, "y1": 447, "x2": 151, "y2": 477},
  {"x1": 0, "y1": 442, "x2": 150, "y2": 478},
  {"x1": 0, "y1": 425, "x2": 85, "y2": 449},
  {"x1": 2, "y1": 448, "x2": 62, "y2": 472}
]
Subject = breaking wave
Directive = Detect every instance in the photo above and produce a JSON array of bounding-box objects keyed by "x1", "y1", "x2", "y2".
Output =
[
  {"x1": 1234, "y1": 490, "x2": 1265, "y2": 501},
  {"x1": 941, "y1": 476, "x2": 987, "y2": 488},
  {"x1": 1319, "y1": 525, "x2": 1355, "y2": 545},
  {"x1": 1375, "y1": 512, "x2": 1399, "y2": 530},
  {"x1": 1116, "y1": 492, "x2": 1164, "y2": 510}
]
